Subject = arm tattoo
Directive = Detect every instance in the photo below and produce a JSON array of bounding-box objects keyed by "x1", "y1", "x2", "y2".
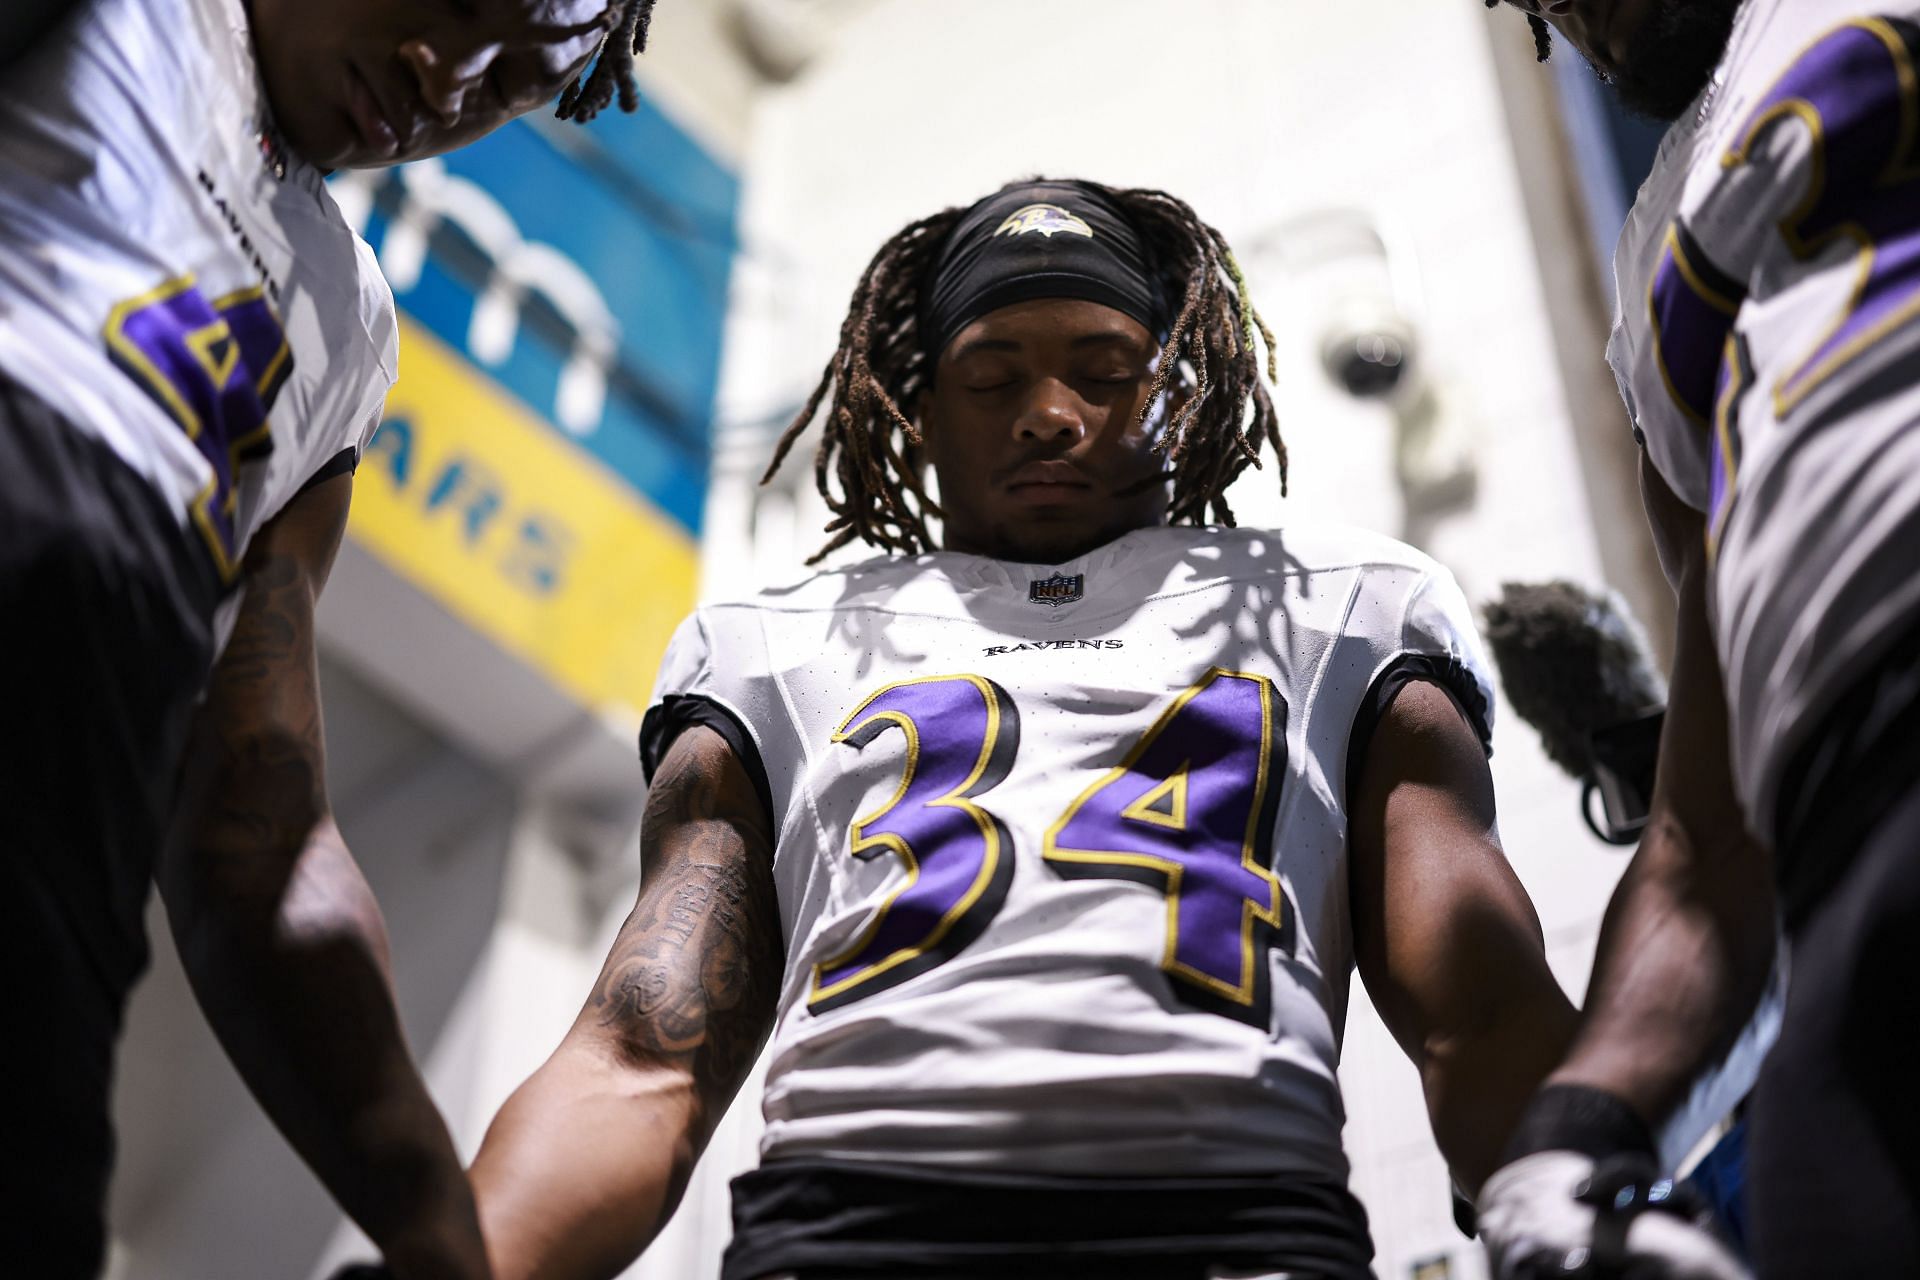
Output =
[
  {"x1": 179, "y1": 548, "x2": 330, "y2": 893},
  {"x1": 589, "y1": 735, "x2": 783, "y2": 1131}
]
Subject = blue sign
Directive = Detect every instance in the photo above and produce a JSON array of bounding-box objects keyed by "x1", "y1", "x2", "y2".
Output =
[{"x1": 332, "y1": 92, "x2": 739, "y2": 537}]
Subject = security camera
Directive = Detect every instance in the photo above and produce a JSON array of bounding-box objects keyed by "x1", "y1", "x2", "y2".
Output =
[{"x1": 1319, "y1": 299, "x2": 1419, "y2": 400}]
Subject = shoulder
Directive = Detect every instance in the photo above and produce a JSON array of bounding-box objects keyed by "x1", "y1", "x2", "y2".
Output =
[
  {"x1": 346, "y1": 231, "x2": 399, "y2": 380},
  {"x1": 1156, "y1": 522, "x2": 1444, "y2": 583},
  {"x1": 16, "y1": 0, "x2": 202, "y2": 128},
  {"x1": 705, "y1": 552, "x2": 951, "y2": 616}
]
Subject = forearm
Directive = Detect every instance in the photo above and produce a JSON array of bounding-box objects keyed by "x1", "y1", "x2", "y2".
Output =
[
  {"x1": 471, "y1": 1047, "x2": 698, "y2": 1280},
  {"x1": 1424, "y1": 977, "x2": 1579, "y2": 1191},
  {"x1": 168, "y1": 816, "x2": 481, "y2": 1274},
  {"x1": 1549, "y1": 813, "x2": 1776, "y2": 1127},
  {"x1": 1548, "y1": 481, "x2": 1778, "y2": 1132}
]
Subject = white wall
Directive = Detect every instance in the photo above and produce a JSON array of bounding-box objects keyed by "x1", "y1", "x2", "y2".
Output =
[{"x1": 684, "y1": 2, "x2": 1650, "y2": 1276}]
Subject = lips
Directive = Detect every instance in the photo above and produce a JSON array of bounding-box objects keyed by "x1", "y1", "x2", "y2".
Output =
[
  {"x1": 345, "y1": 63, "x2": 401, "y2": 160},
  {"x1": 1003, "y1": 458, "x2": 1094, "y2": 506},
  {"x1": 1006, "y1": 459, "x2": 1092, "y2": 490}
]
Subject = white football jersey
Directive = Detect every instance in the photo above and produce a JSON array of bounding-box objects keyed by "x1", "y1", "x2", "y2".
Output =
[
  {"x1": 646, "y1": 524, "x2": 1494, "y2": 1180},
  {"x1": 1609, "y1": 0, "x2": 1920, "y2": 842},
  {"x1": 0, "y1": 0, "x2": 396, "y2": 612}
]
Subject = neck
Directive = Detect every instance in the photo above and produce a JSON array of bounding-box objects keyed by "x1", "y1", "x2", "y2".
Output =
[{"x1": 942, "y1": 521, "x2": 1159, "y2": 565}]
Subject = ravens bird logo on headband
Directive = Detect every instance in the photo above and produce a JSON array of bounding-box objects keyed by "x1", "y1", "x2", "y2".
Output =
[{"x1": 994, "y1": 204, "x2": 1096, "y2": 240}]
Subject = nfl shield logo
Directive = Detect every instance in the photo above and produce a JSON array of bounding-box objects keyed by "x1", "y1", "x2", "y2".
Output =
[{"x1": 1028, "y1": 573, "x2": 1084, "y2": 608}]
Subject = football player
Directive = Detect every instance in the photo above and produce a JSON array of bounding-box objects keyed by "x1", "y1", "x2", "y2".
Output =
[
  {"x1": 1478, "y1": 2, "x2": 1920, "y2": 1276},
  {"x1": 466, "y1": 178, "x2": 1579, "y2": 1280},
  {"x1": 0, "y1": 2, "x2": 655, "y2": 1276}
]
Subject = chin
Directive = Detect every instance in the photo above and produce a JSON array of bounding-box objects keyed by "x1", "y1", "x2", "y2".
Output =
[
  {"x1": 1612, "y1": 0, "x2": 1743, "y2": 121},
  {"x1": 273, "y1": 108, "x2": 354, "y2": 170}
]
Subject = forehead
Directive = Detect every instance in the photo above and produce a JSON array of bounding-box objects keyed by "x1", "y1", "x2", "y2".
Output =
[{"x1": 948, "y1": 298, "x2": 1153, "y2": 352}]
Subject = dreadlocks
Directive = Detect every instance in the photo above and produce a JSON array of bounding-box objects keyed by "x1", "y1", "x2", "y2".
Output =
[
  {"x1": 555, "y1": 0, "x2": 657, "y2": 123},
  {"x1": 1485, "y1": 0, "x2": 1553, "y2": 62},
  {"x1": 762, "y1": 180, "x2": 1285, "y2": 565}
]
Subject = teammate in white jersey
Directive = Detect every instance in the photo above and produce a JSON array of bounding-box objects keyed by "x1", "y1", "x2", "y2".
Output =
[
  {"x1": 1478, "y1": 2, "x2": 1920, "y2": 1275},
  {"x1": 0, "y1": 2, "x2": 657, "y2": 1276},
  {"x1": 467, "y1": 179, "x2": 1579, "y2": 1279}
]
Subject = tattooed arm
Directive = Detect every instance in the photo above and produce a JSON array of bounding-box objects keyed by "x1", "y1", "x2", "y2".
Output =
[
  {"x1": 469, "y1": 725, "x2": 783, "y2": 1280},
  {"x1": 157, "y1": 474, "x2": 488, "y2": 1280}
]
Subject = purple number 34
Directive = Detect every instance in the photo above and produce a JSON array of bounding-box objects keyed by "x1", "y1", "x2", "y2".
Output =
[
  {"x1": 810, "y1": 669, "x2": 1288, "y2": 1028},
  {"x1": 104, "y1": 275, "x2": 293, "y2": 578}
]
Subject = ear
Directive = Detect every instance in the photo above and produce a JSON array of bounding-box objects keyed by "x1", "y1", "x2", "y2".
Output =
[{"x1": 913, "y1": 380, "x2": 938, "y2": 442}]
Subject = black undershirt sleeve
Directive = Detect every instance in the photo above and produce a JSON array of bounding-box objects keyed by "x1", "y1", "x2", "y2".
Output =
[
  {"x1": 1344, "y1": 652, "x2": 1494, "y2": 815},
  {"x1": 296, "y1": 446, "x2": 358, "y2": 495},
  {"x1": 640, "y1": 694, "x2": 776, "y2": 835}
]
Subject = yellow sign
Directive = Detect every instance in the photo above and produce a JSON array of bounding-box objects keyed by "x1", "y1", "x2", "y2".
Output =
[{"x1": 349, "y1": 316, "x2": 698, "y2": 718}]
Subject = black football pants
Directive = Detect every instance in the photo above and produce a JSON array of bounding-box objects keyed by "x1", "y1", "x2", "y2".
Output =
[
  {"x1": 0, "y1": 378, "x2": 219, "y2": 1276},
  {"x1": 1750, "y1": 688, "x2": 1920, "y2": 1275}
]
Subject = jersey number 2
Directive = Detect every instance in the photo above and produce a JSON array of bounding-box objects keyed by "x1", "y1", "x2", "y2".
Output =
[
  {"x1": 810, "y1": 669, "x2": 1288, "y2": 1028},
  {"x1": 1652, "y1": 19, "x2": 1920, "y2": 550},
  {"x1": 104, "y1": 274, "x2": 293, "y2": 578}
]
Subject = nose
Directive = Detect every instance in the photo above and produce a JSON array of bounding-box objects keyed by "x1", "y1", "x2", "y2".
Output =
[
  {"x1": 1014, "y1": 380, "x2": 1086, "y2": 446},
  {"x1": 398, "y1": 38, "x2": 494, "y2": 127}
]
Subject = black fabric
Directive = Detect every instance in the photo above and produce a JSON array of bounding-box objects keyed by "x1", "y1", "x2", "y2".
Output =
[
  {"x1": 0, "y1": 377, "x2": 221, "y2": 1277},
  {"x1": 640, "y1": 693, "x2": 775, "y2": 832},
  {"x1": 918, "y1": 180, "x2": 1171, "y2": 361},
  {"x1": 297, "y1": 444, "x2": 359, "y2": 496},
  {"x1": 1500, "y1": 1083, "x2": 1659, "y2": 1166},
  {"x1": 1747, "y1": 775, "x2": 1920, "y2": 1277},
  {"x1": 721, "y1": 1157, "x2": 1376, "y2": 1280},
  {"x1": 1771, "y1": 614, "x2": 1920, "y2": 928},
  {"x1": 1344, "y1": 653, "x2": 1493, "y2": 815}
]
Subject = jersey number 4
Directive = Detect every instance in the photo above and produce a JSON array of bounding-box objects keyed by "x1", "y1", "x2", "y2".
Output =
[
  {"x1": 104, "y1": 274, "x2": 293, "y2": 579},
  {"x1": 809, "y1": 669, "x2": 1289, "y2": 1029}
]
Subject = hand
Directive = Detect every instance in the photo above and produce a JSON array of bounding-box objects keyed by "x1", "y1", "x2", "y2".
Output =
[{"x1": 1478, "y1": 1151, "x2": 1749, "y2": 1279}]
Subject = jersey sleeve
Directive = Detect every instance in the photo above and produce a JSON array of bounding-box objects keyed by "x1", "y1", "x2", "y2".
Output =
[
  {"x1": 298, "y1": 237, "x2": 397, "y2": 493},
  {"x1": 638, "y1": 609, "x2": 774, "y2": 825},
  {"x1": 347, "y1": 232, "x2": 399, "y2": 459},
  {"x1": 1345, "y1": 565, "x2": 1498, "y2": 803}
]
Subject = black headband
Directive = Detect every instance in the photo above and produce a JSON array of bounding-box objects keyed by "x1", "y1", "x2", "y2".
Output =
[{"x1": 918, "y1": 180, "x2": 1171, "y2": 362}]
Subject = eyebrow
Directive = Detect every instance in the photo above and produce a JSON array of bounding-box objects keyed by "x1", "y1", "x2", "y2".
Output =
[{"x1": 946, "y1": 331, "x2": 1148, "y2": 362}]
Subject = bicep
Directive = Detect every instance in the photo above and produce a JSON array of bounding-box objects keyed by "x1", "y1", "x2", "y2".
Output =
[
  {"x1": 569, "y1": 724, "x2": 783, "y2": 1133},
  {"x1": 1350, "y1": 681, "x2": 1557, "y2": 1056},
  {"x1": 469, "y1": 729, "x2": 781, "y2": 1275},
  {"x1": 160, "y1": 474, "x2": 354, "y2": 901},
  {"x1": 1637, "y1": 457, "x2": 1749, "y2": 856}
]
